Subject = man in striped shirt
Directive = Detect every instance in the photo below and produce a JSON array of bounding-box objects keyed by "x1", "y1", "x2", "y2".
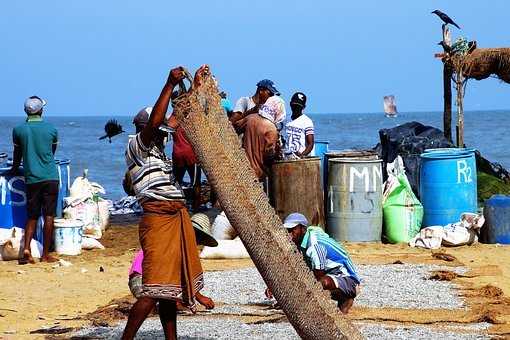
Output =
[
  {"x1": 122, "y1": 65, "x2": 210, "y2": 340},
  {"x1": 282, "y1": 213, "x2": 361, "y2": 314}
]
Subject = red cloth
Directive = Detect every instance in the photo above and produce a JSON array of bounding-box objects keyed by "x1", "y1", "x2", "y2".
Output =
[{"x1": 172, "y1": 126, "x2": 197, "y2": 167}]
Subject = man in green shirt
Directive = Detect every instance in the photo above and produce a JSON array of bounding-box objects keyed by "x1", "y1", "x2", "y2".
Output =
[{"x1": 10, "y1": 96, "x2": 59, "y2": 264}]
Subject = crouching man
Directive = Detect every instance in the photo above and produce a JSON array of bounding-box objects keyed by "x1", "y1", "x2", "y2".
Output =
[{"x1": 268, "y1": 213, "x2": 361, "y2": 314}]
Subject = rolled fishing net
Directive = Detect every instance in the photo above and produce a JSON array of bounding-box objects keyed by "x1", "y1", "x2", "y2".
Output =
[{"x1": 172, "y1": 71, "x2": 362, "y2": 340}]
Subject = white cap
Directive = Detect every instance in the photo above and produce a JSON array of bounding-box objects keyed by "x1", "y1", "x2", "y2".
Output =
[
  {"x1": 283, "y1": 213, "x2": 309, "y2": 229},
  {"x1": 24, "y1": 96, "x2": 47, "y2": 115}
]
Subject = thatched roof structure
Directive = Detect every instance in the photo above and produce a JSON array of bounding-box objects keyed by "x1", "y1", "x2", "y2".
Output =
[{"x1": 461, "y1": 48, "x2": 510, "y2": 83}]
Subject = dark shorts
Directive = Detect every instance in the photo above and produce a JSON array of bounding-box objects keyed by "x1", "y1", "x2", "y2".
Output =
[
  {"x1": 327, "y1": 275, "x2": 358, "y2": 304},
  {"x1": 26, "y1": 180, "x2": 59, "y2": 219}
]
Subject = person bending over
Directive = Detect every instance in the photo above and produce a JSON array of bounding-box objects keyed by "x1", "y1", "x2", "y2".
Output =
[
  {"x1": 241, "y1": 96, "x2": 285, "y2": 185},
  {"x1": 267, "y1": 213, "x2": 361, "y2": 314},
  {"x1": 230, "y1": 79, "x2": 279, "y2": 134}
]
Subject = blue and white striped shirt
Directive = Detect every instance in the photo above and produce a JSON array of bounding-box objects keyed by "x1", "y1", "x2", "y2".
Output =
[
  {"x1": 300, "y1": 227, "x2": 360, "y2": 283},
  {"x1": 125, "y1": 133, "x2": 184, "y2": 203}
]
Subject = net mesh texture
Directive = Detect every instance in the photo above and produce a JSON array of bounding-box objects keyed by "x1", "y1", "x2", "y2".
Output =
[{"x1": 172, "y1": 73, "x2": 362, "y2": 340}]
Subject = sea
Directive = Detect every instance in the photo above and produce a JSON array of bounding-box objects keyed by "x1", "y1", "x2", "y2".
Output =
[{"x1": 1, "y1": 111, "x2": 508, "y2": 201}]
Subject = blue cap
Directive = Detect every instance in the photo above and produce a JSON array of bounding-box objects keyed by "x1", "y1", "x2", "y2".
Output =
[
  {"x1": 24, "y1": 96, "x2": 46, "y2": 115},
  {"x1": 257, "y1": 79, "x2": 280, "y2": 96},
  {"x1": 283, "y1": 213, "x2": 309, "y2": 229}
]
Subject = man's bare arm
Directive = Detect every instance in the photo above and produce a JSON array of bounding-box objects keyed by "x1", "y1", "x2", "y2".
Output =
[
  {"x1": 139, "y1": 67, "x2": 186, "y2": 147},
  {"x1": 300, "y1": 134, "x2": 315, "y2": 157}
]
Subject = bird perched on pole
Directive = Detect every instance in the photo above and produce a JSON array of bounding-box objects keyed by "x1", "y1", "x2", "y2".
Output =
[{"x1": 432, "y1": 10, "x2": 461, "y2": 29}]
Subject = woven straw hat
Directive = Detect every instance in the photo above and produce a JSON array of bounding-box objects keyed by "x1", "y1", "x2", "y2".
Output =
[{"x1": 191, "y1": 213, "x2": 218, "y2": 247}]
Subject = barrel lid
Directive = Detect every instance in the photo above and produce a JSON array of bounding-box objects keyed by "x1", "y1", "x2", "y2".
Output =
[
  {"x1": 486, "y1": 194, "x2": 510, "y2": 207},
  {"x1": 54, "y1": 218, "x2": 84, "y2": 228},
  {"x1": 420, "y1": 151, "x2": 474, "y2": 159},
  {"x1": 424, "y1": 148, "x2": 476, "y2": 154},
  {"x1": 275, "y1": 157, "x2": 321, "y2": 164},
  {"x1": 315, "y1": 140, "x2": 330, "y2": 144},
  {"x1": 57, "y1": 159, "x2": 71, "y2": 165},
  {"x1": 325, "y1": 149, "x2": 378, "y2": 158},
  {"x1": 328, "y1": 158, "x2": 382, "y2": 164}
]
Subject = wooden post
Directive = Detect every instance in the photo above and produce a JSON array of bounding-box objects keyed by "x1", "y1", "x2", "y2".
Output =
[
  {"x1": 441, "y1": 25, "x2": 453, "y2": 142},
  {"x1": 455, "y1": 73, "x2": 465, "y2": 147},
  {"x1": 443, "y1": 62, "x2": 453, "y2": 143}
]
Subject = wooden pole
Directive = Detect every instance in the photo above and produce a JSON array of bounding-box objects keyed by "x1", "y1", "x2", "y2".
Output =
[
  {"x1": 455, "y1": 73, "x2": 465, "y2": 147},
  {"x1": 443, "y1": 62, "x2": 453, "y2": 143},
  {"x1": 441, "y1": 25, "x2": 453, "y2": 142}
]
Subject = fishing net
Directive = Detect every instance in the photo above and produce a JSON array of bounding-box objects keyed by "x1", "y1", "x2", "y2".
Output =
[{"x1": 172, "y1": 71, "x2": 362, "y2": 340}]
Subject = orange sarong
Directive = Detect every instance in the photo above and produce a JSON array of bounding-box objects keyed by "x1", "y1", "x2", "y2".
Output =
[{"x1": 138, "y1": 200, "x2": 203, "y2": 309}]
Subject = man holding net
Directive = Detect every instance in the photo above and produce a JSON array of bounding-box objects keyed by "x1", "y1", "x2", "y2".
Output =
[{"x1": 122, "y1": 65, "x2": 209, "y2": 340}]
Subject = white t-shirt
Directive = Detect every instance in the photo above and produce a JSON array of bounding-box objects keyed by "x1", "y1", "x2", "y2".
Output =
[
  {"x1": 233, "y1": 96, "x2": 256, "y2": 113},
  {"x1": 284, "y1": 114, "x2": 314, "y2": 154}
]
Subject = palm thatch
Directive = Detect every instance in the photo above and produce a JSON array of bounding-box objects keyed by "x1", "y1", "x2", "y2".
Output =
[{"x1": 461, "y1": 48, "x2": 510, "y2": 83}]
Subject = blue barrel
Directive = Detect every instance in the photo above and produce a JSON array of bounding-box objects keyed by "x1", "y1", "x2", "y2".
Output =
[
  {"x1": 313, "y1": 141, "x2": 329, "y2": 187},
  {"x1": 420, "y1": 149, "x2": 477, "y2": 226},
  {"x1": 56, "y1": 159, "x2": 71, "y2": 217},
  {"x1": 481, "y1": 195, "x2": 510, "y2": 244},
  {"x1": 0, "y1": 167, "x2": 28, "y2": 229},
  {"x1": 312, "y1": 140, "x2": 329, "y2": 161}
]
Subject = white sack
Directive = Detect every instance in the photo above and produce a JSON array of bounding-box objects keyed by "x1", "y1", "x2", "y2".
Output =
[
  {"x1": 97, "y1": 199, "x2": 110, "y2": 232},
  {"x1": 442, "y1": 213, "x2": 484, "y2": 247},
  {"x1": 409, "y1": 212, "x2": 484, "y2": 249},
  {"x1": 82, "y1": 237, "x2": 105, "y2": 250},
  {"x1": 64, "y1": 199, "x2": 102, "y2": 239},
  {"x1": 211, "y1": 211, "x2": 237, "y2": 240},
  {"x1": 0, "y1": 227, "x2": 43, "y2": 261},
  {"x1": 200, "y1": 238, "x2": 250, "y2": 259},
  {"x1": 409, "y1": 226, "x2": 444, "y2": 249}
]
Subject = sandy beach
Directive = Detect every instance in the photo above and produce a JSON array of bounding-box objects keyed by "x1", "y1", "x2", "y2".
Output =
[{"x1": 0, "y1": 215, "x2": 508, "y2": 339}]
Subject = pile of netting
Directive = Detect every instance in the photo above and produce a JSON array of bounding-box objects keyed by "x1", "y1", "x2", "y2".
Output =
[
  {"x1": 461, "y1": 48, "x2": 510, "y2": 83},
  {"x1": 172, "y1": 71, "x2": 362, "y2": 340}
]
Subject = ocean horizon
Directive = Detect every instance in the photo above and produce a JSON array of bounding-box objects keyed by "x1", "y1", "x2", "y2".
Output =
[
  {"x1": 1, "y1": 109, "x2": 510, "y2": 117},
  {"x1": 1, "y1": 110, "x2": 508, "y2": 200}
]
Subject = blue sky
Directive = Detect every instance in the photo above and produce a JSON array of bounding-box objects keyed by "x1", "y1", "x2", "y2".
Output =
[{"x1": 1, "y1": 1, "x2": 509, "y2": 116}]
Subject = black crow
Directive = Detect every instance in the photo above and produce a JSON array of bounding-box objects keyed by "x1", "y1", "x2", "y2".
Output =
[
  {"x1": 99, "y1": 119, "x2": 124, "y2": 143},
  {"x1": 432, "y1": 10, "x2": 461, "y2": 29}
]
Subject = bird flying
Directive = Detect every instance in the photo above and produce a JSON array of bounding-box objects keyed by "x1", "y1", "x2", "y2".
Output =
[
  {"x1": 99, "y1": 119, "x2": 125, "y2": 143},
  {"x1": 432, "y1": 10, "x2": 461, "y2": 29}
]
